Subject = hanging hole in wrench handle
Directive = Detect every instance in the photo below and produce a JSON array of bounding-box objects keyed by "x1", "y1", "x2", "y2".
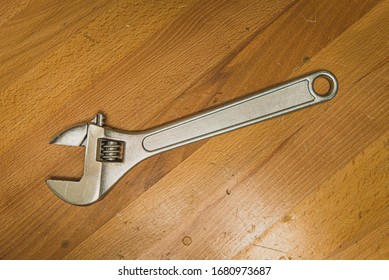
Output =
[
  {"x1": 142, "y1": 70, "x2": 338, "y2": 153},
  {"x1": 310, "y1": 71, "x2": 338, "y2": 98}
]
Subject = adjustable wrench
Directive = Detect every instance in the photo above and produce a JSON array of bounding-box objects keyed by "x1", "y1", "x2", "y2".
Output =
[{"x1": 47, "y1": 70, "x2": 338, "y2": 205}]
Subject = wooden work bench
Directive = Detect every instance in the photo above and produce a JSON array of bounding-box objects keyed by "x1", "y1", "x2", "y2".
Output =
[{"x1": 0, "y1": 0, "x2": 387, "y2": 259}]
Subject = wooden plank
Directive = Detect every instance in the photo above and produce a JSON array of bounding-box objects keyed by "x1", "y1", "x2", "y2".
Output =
[
  {"x1": 0, "y1": 0, "x2": 387, "y2": 260},
  {"x1": 234, "y1": 132, "x2": 389, "y2": 259},
  {"x1": 0, "y1": 0, "x2": 199, "y2": 259},
  {"x1": 66, "y1": 1, "x2": 387, "y2": 259}
]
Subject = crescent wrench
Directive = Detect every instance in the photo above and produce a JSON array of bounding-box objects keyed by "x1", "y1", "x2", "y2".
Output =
[{"x1": 47, "y1": 70, "x2": 338, "y2": 205}]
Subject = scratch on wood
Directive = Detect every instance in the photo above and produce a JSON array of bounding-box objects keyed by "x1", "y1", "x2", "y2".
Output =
[
  {"x1": 250, "y1": 243, "x2": 287, "y2": 253},
  {"x1": 303, "y1": 13, "x2": 317, "y2": 23}
]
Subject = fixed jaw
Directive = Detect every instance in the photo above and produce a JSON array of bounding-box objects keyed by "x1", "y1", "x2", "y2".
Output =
[{"x1": 46, "y1": 177, "x2": 102, "y2": 206}]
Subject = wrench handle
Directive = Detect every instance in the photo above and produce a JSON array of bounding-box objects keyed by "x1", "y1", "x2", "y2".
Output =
[{"x1": 142, "y1": 71, "x2": 338, "y2": 153}]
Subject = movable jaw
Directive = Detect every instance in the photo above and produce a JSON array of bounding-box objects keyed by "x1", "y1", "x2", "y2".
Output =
[{"x1": 46, "y1": 114, "x2": 125, "y2": 205}]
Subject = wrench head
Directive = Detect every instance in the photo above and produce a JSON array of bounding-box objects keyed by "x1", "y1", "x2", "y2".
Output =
[{"x1": 47, "y1": 113, "x2": 119, "y2": 205}]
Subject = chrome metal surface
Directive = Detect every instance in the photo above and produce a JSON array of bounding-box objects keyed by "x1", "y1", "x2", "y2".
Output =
[{"x1": 47, "y1": 70, "x2": 338, "y2": 205}]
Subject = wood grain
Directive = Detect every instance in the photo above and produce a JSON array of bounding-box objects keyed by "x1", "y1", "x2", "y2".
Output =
[{"x1": 0, "y1": 0, "x2": 387, "y2": 260}]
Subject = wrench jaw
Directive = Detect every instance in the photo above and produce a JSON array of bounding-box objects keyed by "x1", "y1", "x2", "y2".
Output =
[
  {"x1": 49, "y1": 125, "x2": 87, "y2": 147},
  {"x1": 46, "y1": 177, "x2": 102, "y2": 206},
  {"x1": 47, "y1": 113, "x2": 114, "y2": 205},
  {"x1": 47, "y1": 113, "x2": 149, "y2": 205},
  {"x1": 47, "y1": 123, "x2": 106, "y2": 205}
]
